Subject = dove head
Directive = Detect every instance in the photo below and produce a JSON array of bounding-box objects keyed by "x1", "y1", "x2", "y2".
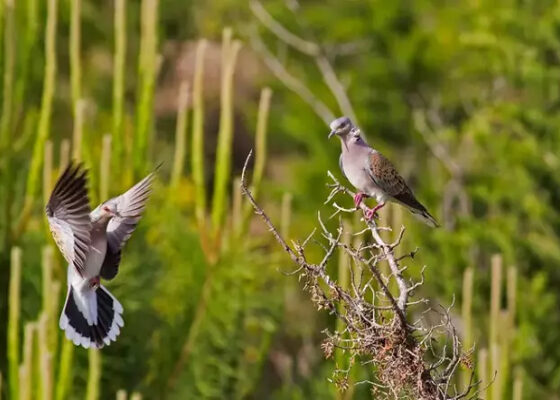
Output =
[
  {"x1": 328, "y1": 116, "x2": 357, "y2": 139},
  {"x1": 91, "y1": 201, "x2": 119, "y2": 224}
]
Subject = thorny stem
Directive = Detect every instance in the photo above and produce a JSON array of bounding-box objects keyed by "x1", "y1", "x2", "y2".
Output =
[{"x1": 240, "y1": 152, "x2": 479, "y2": 399}]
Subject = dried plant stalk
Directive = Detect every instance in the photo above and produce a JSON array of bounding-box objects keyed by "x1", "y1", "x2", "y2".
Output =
[
  {"x1": 212, "y1": 28, "x2": 242, "y2": 231},
  {"x1": 171, "y1": 81, "x2": 190, "y2": 188},
  {"x1": 240, "y1": 152, "x2": 477, "y2": 399},
  {"x1": 190, "y1": 39, "x2": 207, "y2": 228}
]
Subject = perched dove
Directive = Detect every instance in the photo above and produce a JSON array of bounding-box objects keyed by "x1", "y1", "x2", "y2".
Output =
[
  {"x1": 46, "y1": 162, "x2": 156, "y2": 348},
  {"x1": 329, "y1": 116, "x2": 438, "y2": 227}
]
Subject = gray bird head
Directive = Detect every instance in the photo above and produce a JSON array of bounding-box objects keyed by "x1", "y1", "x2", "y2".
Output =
[
  {"x1": 328, "y1": 116, "x2": 356, "y2": 139},
  {"x1": 91, "y1": 201, "x2": 120, "y2": 223}
]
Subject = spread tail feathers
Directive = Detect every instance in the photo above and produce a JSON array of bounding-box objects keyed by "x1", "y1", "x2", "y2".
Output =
[{"x1": 59, "y1": 284, "x2": 124, "y2": 349}]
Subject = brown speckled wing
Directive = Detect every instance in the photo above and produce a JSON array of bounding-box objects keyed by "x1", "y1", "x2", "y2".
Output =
[{"x1": 366, "y1": 152, "x2": 428, "y2": 213}]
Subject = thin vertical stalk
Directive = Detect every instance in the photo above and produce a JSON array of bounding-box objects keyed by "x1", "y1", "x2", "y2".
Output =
[
  {"x1": 489, "y1": 254, "x2": 502, "y2": 346},
  {"x1": 59, "y1": 139, "x2": 70, "y2": 170},
  {"x1": 0, "y1": 0, "x2": 14, "y2": 150},
  {"x1": 241, "y1": 87, "x2": 272, "y2": 232},
  {"x1": 191, "y1": 39, "x2": 207, "y2": 228},
  {"x1": 43, "y1": 140, "x2": 53, "y2": 207},
  {"x1": 19, "y1": 367, "x2": 29, "y2": 400},
  {"x1": 85, "y1": 349, "x2": 101, "y2": 400},
  {"x1": 489, "y1": 254, "x2": 502, "y2": 400},
  {"x1": 171, "y1": 81, "x2": 190, "y2": 188},
  {"x1": 251, "y1": 87, "x2": 272, "y2": 196},
  {"x1": 69, "y1": 0, "x2": 81, "y2": 109},
  {"x1": 8, "y1": 246, "x2": 22, "y2": 400},
  {"x1": 100, "y1": 135, "x2": 112, "y2": 199},
  {"x1": 13, "y1": 0, "x2": 39, "y2": 117},
  {"x1": 134, "y1": 0, "x2": 159, "y2": 173},
  {"x1": 50, "y1": 281, "x2": 61, "y2": 358},
  {"x1": 231, "y1": 176, "x2": 242, "y2": 233},
  {"x1": 478, "y1": 348, "x2": 488, "y2": 400},
  {"x1": 72, "y1": 100, "x2": 85, "y2": 162},
  {"x1": 211, "y1": 28, "x2": 242, "y2": 231},
  {"x1": 490, "y1": 344, "x2": 501, "y2": 400},
  {"x1": 42, "y1": 246, "x2": 55, "y2": 352},
  {"x1": 280, "y1": 192, "x2": 292, "y2": 239},
  {"x1": 20, "y1": 323, "x2": 35, "y2": 400},
  {"x1": 54, "y1": 340, "x2": 74, "y2": 400},
  {"x1": 19, "y1": 0, "x2": 57, "y2": 236},
  {"x1": 460, "y1": 267, "x2": 473, "y2": 390},
  {"x1": 39, "y1": 313, "x2": 53, "y2": 400},
  {"x1": 112, "y1": 0, "x2": 126, "y2": 169},
  {"x1": 507, "y1": 266, "x2": 517, "y2": 327},
  {"x1": 335, "y1": 223, "x2": 351, "y2": 374},
  {"x1": 512, "y1": 367, "x2": 523, "y2": 400},
  {"x1": 0, "y1": 0, "x2": 14, "y2": 251}
]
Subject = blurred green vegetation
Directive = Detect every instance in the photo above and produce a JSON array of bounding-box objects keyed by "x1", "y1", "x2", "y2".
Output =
[{"x1": 0, "y1": 0, "x2": 559, "y2": 399}]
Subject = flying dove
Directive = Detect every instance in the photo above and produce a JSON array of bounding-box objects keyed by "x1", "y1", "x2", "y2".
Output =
[
  {"x1": 46, "y1": 162, "x2": 156, "y2": 348},
  {"x1": 328, "y1": 116, "x2": 438, "y2": 227}
]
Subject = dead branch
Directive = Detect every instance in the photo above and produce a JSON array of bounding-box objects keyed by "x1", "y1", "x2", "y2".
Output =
[
  {"x1": 240, "y1": 151, "x2": 478, "y2": 399},
  {"x1": 249, "y1": 0, "x2": 359, "y2": 125}
]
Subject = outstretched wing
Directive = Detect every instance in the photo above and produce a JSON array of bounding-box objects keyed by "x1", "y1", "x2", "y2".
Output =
[
  {"x1": 100, "y1": 171, "x2": 155, "y2": 280},
  {"x1": 365, "y1": 151, "x2": 427, "y2": 212},
  {"x1": 46, "y1": 162, "x2": 91, "y2": 276}
]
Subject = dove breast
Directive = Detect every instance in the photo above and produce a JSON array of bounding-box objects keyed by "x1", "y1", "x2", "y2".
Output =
[{"x1": 341, "y1": 150, "x2": 388, "y2": 203}]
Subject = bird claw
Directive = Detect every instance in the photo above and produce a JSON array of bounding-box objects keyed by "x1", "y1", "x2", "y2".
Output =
[
  {"x1": 89, "y1": 276, "x2": 100, "y2": 290},
  {"x1": 353, "y1": 192, "x2": 365, "y2": 209},
  {"x1": 364, "y1": 208, "x2": 379, "y2": 221}
]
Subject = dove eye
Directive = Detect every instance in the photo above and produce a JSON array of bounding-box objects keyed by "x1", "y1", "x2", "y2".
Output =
[{"x1": 102, "y1": 205, "x2": 110, "y2": 212}]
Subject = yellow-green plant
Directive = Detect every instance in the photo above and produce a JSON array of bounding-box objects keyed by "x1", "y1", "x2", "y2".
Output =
[
  {"x1": 211, "y1": 28, "x2": 241, "y2": 232},
  {"x1": 190, "y1": 38, "x2": 207, "y2": 230},
  {"x1": 8, "y1": 246, "x2": 22, "y2": 400},
  {"x1": 18, "y1": 0, "x2": 57, "y2": 237},
  {"x1": 171, "y1": 81, "x2": 190, "y2": 189},
  {"x1": 134, "y1": 0, "x2": 159, "y2": 174},
  {"x1": 69, "y1": 0, "x2": 81, "y2": 110},
  {"x1": 112, "y1": 0, "x2": 127, "y2": 169}
]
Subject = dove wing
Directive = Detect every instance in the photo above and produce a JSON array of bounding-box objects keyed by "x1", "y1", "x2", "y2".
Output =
[
  {"x1": 365, "y1": 152, "x2": 429, "y2": 213},
  {"x1": 100, "y1": 171, "x2": 155, "y2": 280},
  {"x1": 46, "y1": 163, "x2": 91, "y2": 277}
]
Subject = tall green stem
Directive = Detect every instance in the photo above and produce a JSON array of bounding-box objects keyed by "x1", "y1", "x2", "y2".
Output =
[
  {"x1": 191, "y1": 39, "x2": 207, "y2": 229},
  {"x1": 211, "y1": 28, "x2": 241, "y2": 231},
  {"x1": 18, "y1": 0, "x2": 57, "y2": 237},
  {"x1": 112, "y1": 0, "x2": 126, "y2": 169},
  {"x1": 171, "y1": 81, "x2": 190, "y2": 188},
  {"x1": 69, "y1": 0, "x2": 81, "y2": 109},
  {"x1": 8, "y1": 246, "x2": 22, "y2": 400},
  {"x1": 85, "y1": 349, "x2": 100, "y2": 400},
  {"x1": 134, "y1": 0, "x2": 158, "y2": 174}
]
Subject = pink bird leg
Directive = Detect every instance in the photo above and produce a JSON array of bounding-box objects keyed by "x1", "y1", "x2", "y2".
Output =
[
  {"x1": 353, "y1": 192, "x2": 365, "y2": 208},
  {"x1": 364, "y1": 202, "x2": 386, "y2": 221},
  {"x1": 89, "y1": 276, "x2": 100, "y2": 290}
]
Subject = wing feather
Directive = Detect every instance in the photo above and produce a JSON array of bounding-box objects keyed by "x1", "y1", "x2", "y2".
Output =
[
  {"x1": 100, "y1": 170, "x2": 155, "y2": 280},
  {"x1": 46, "y1": 162, "x2": 91, "y2": 276},
  {"x1": 366, "y1": 152, "x2": 428, "y2": 212}
]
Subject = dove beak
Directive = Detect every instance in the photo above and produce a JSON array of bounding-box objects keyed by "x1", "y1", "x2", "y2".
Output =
[{"x1": 328, "y1": 129, "x2": 336, "y2": 139}]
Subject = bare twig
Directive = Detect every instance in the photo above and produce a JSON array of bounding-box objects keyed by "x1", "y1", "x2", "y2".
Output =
[
  {"x1": 240, "y1": 151, "x2": 475, "y2": 399},
  {"x1": 250, "y1": 0, "x2": 359, "y2": 125}
]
